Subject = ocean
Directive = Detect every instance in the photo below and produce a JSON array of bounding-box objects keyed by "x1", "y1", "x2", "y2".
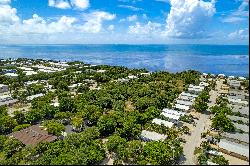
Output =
[{"x1": 0, "y1": 44, "x2": 249, "y2": 77}]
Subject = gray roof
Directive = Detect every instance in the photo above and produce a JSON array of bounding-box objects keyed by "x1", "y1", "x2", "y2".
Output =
[
  {"x1": 176, "y1": 99, "x2": 193, "y2": 106},
  {"x1": 0, "y1": 99, "x2": 18, "y2": 106},
  {"x1": 231, "y1": 105, "x2": 249, "y2": 116},
  {"x1": 228, "y1": 115, "x2": 249, "y2": 124},
  {"x1": 221, "y1": 132, "x2": 249, "y2": 144},
  {"x1": 233, "y1": 122, "x2": 249, "y2": 133},
  {"x1": 218, "y1": 139, "x2": 249, "y2": 159}
]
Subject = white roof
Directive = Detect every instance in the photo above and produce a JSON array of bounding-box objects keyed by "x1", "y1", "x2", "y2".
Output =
[
  {"x1": 162, "y1": 108, "x2": 186, "y2": 116},
  {"x1": 141, "y1": 130, "x2": 167, "y2": 141},
  {"x1": 4, "y1": 73, "x2": 18, "y2": 77},
  {"x1": 228, "y1": 115, "x2": 249, "y2": 124},
  {"x1": 97, "y1": 70, "x2": 106, "y2": 73},
  {"x1": 233, "y1": 123, "x2": 249, "y2": 133},
  {"x1": 152, "y1": 118, "x2": 174, "y2": 128},
  {"x1": 0, "y1": 95, "x2": 12, "y2": 101},
  {"x1": 18, "y1": 67, "x2": 33, "y2": 71},
  {"x1": 202, "y1": 73, "x2": 208, "y2": 76},
  {"x1": 0, "y1": 84, "x2": 8, "y2": 87},
  {"x1": 188, "y1": 84, "x2": 205, "y2": 92},
  {"x1": 180, "y1": 92, "x2": 198, "y2": 98},
  {"x1": 141, "y1": 72, "x2": 151, "y2": 75},
  {"x1": 218, "y1": 74, "x2": 225, "y2": 77},
  {"x1": 24, "y1": 71, "x2": 38, "y2": 76},
  {"x1": 128, "y1": 75, "x2": 138, "y2": 79},
  {"x1": 238, "y1": 77, "x2": 246, "y2": 80},
  {"x1": 207, "y1": 161, "x2": 219, "y2": 165},
  {"x1": 228, "y1": 76, "x2": 235, "y2": 79},
  {"x1": 228, "y1": 98, "x2": 248, "y2": 105},
  {"x1": 160, "y1": 112, "x2": 180, "y2": 121},
  {"x1": 50, "y1": 102, "x2": 59, "y2": 107},
  {"x1": 25, "y1": 80, "x2": 39, "y2": 85},
  {"x1": 176, "y1": 99, "x2": 193, "y2": 106},
  {"x1": 175, "y1": 104, "x2": 190, "y2": 111},
  {"x1": 222, "y1": 132, "x2": 249, "y2": 144},
  {"x1": 27, "y1": 93, "x2": 44, "y2": 100},
  {"x1": 231, "y1": 105, "x2": 249, "y2": 115},
  {"x1": 178, "y1": 95, "x2": 195, "y2": 101},
  {"x1": 207, "y1": 150, "x2": 223, "y2": 156},
  {"x1": 199, "y1": 82, "x2": 209, "y2": 87},
  {"x1": 218, "y1": 139, "x2": 249, "y2": 159}
]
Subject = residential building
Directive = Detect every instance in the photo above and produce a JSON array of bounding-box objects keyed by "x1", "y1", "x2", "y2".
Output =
[
  {"x1": 26, "y1": 93, "x2": 44, "y2": 101},
  {"x1": 140, "y1": 130, "x2": 167, "y2": 142},
  {"x1": 228, "y1": 80, "x2": 241, "y2": 89},
  {"x1": 0, "y1": 95, "x2": 18, "y2": 106},
  {"x1": 218, "y1": 139, "x2": 249, "y2": 161},
  {"x1": 0, "y1": 84, "x2": 8, "y2": 93},
  {"x1": 9, "y1": 124, "x2": 57, "y2": 146},
  {"x1": 4, "y1": 73, "x2": 18, "y2": 78},
  {"x1": 152, "y1": 118, "x2": 174, "y2": 128}
]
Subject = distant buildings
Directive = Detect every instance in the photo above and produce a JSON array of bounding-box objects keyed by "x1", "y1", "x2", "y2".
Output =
[
  {"x1": 4, "y1": 73, "x2": 18, "y2": 78},
  {"x1": 26, "y1": 93, "x2": 45, "y2": 101},
  {"x1": 228, "y1": 80, "x2": 241, "y2": 89}
]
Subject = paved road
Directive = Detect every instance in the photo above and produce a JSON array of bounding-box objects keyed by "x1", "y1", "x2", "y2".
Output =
[
  {"x1": 180, "y1": 79, "x2": 222, "y2": 165},
  {"x1": 180, "y1": 113, "x2": 209, "y2": 165}
]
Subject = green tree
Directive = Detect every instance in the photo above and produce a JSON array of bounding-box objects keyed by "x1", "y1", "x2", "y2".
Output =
[
  {"x1": 71, "y1": 116, "x2": 84, "y2": 132},
  {"x1": 13, "y1": 111, "x2": 25, "y2": 124},
  {"x1": 59, "y1": 97, "x2": 76, "y2": 112},
  {"x1": 12, "y1": 124, "x2": 31, "y2": 132},
  {"x1": 0, "y1": 116, "x2": 18, "y2": 134},
  {"x1": 3, "y1": 137, "x2": 24, "y2": 158},
  {"x1": 106, "y1": 135, "x2": 126, "y2": 153},
  {"x1": 42, "y1": 120, "x2": 65, "y2": 136},
  {"x1": 97, "y1": 115, "x2": 117, "y2": 136},
  {"x1": 0, "y1": 105, "x2": 8, "y2": 116},
  {"x1": 211, "y1": 155, "x2": 229, "y2": 165},
  {"x1": 212, "y1": 113, "x2": 235, "y2": 132}
]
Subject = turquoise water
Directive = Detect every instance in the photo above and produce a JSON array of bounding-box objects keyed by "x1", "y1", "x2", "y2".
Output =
[{"x1": 0, "y1": 44, "x2": 249, "y2": 76}]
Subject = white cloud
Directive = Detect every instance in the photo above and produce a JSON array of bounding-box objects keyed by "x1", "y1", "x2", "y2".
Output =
[
  {"x1": 78, "y1": 11, "x2": 116, "y2": 33},
  {"x1": 222, "y1": 0, "x2": 249, "y2": 23},
  {"x1": 48, "y1": 0, "x2": 71, "y2": 9},
  {"x1": 128, "y1": 21, "x2": 162, "y2": 35},
  {"x1": 0, "y1": 1, "x2": 113, "y2": 36},
  {"x1": 0, "y1": 1, "x2": 19, "y2": 24},
  {"x1": 71, "y1": 0, "x2": 89, "y2": 9},
  {"x1": 118, "y1": 5, "x2": 143, "y2": 11},
  {"x1": 0, "y1": 0, "x2": 11, "y2": 4},
  {"x1": 228, "y1": 29, "x2": 249, "y2": 40},
  {"x1": 108, "y1": 25, "x2": 114, "y2": 31},
  {"x1": 120, "y1": 15, "x2": 137, "y2": 22},
  {"x1": 165, "y1": 0, "x2": 216, "y2": 38},
  {"x1": 127, "y1": 15, "x2": 137, "y2": 22},
  {"x1": 48, "y1": 0, "x2": 89, "y2": 10},
  {"x1": 12, "y1": 14, "x2": 76, "y2": 34}
]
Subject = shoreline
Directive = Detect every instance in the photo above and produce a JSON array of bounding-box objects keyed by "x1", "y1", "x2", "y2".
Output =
[{"x1": 1, "y1": 57, "x2": 249, "y2": 78}]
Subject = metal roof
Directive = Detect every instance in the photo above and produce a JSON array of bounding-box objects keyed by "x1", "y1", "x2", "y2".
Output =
[
  {"x1": 218, "y1": 139, "x2": 249, "y2": 159},
  {"x1": 222, "y1": 132, "x2": 249, "y2": 144},
  {"x1": 140, "y1": 130, "x2": 167, "y2": 141},
  {"x1": 152, "y1": 118, "x2": 174, "y2": 128}
]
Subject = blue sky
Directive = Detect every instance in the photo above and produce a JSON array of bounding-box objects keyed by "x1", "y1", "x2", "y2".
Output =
[{"x1": 0, "y1": 0, "x2": 249, "y2": 44}]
